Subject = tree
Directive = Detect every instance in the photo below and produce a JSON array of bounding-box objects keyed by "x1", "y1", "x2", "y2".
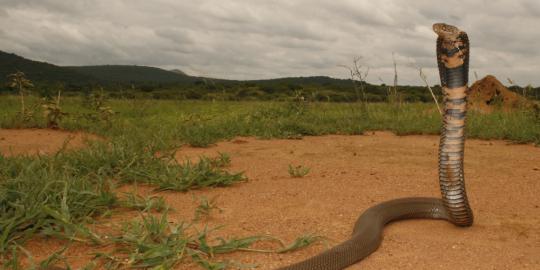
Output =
[
  {"x1": 8, "y1": 71, "x2": 34, "y2": 120},
  {"x1": 339, "y1": 56, "x2": 370, "y2": 103}
]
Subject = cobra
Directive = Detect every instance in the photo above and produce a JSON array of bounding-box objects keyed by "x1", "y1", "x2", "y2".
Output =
[{"x1": 278, "y1": 23, "x2": 474, "y2": 270}]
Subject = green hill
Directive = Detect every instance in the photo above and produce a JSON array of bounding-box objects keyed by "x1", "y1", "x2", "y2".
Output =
[
  {"x1": 0, "y1": 51, "x2": 95, "y2": 85},
  {"x1": 65, "y1": 65, "x2": 195, "y2": 84},
  {"x1": 2, "y1": 50, "x2": 537, "y2": 101},
  {"x1": 0, "y1": 50, "x2": 441, "y2": 101},
  {"x1": 170, "y1": 69, "x2": 187, "y2": 76},
  {"x1": 0, "y1": 50, "x2": 196, "y2": 87}
]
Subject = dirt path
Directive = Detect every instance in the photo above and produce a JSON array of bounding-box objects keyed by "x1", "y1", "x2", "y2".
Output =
[
  {"x1": 2, "y1": 130, "x2": 539, "y2": 269},
  {"x1": 0, "y1": 128, "x2": 98, "y2": 156}
]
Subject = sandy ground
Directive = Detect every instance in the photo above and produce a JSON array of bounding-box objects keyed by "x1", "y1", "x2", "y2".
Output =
[
  {"x1": 1, "y1": 129, "x2": 539, "y2": 269},
  {"x1": 0, "y1": 128, "x2": 99, "y2": 156}
]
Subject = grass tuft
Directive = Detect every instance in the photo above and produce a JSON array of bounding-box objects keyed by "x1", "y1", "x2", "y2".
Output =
[
  {"x1": 194, "y1": 196, "x2": 222, "y2": 221},
  {"x1": 119, "y1": 193, "x2": 167, "y2": 212},
  {"x1": 288, "y1": 164, "x2": 311, "y2": 178},
  {"x1": 98, "y1": 212, "x2": 321, "y2": 269}
]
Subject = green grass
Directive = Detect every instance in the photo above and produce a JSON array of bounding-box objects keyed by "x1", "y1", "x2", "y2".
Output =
[
  {"x1": 1, "y1": 95, "x2": 537, "y2": 145},
  {"x1": 0, "y1": 94, "x2": 538, "y2": 268},
  {"x1": 97, "y1": 212, "x2": 325, "y2": 269},
  {"x1": 288, "y1": 164, "x2": 311, "y2": 178},
  {"x1": 119, "y1": 193, "x2": 167, "y2": 212},
  {"x1": 0, "y1": 131, "x2": 248, "y2": 268},
  {"x1": 193, "y1": 195, "x2": 222, "y2": 221}
]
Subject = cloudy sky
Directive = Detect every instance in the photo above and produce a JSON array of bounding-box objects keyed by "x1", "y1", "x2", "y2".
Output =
[{"x1": 1, "y1": 0, "x2": 539, "y2": 85}]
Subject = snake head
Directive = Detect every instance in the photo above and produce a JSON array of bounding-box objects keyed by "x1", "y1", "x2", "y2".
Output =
[
  {"x1": 433, "y1": 23, "x2": 468, "y2": 63},
  {"x1": 433, "y1": 23, "x2": 461, "y2": 39}
]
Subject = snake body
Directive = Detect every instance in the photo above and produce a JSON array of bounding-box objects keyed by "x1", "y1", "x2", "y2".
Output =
[{"x1": 278, "y1": 23, "x2": 474, "y2": 270}]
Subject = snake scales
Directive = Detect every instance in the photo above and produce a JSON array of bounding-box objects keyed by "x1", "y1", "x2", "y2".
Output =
[{"x1": 278, "y1": 23, "x2": 474, "y2": 270}]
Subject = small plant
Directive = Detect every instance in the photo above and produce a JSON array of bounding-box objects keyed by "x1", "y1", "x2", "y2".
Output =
[
  {"x1": 153, "y1": 156, "x2": 246, "y2": 192},
  {"x1": 8, "y1": 71, "x2": 35, "y2": 123},
  {"x1": 84, "y1": 87, "x2": 115, "y2": 125},
  {"x1": 288, "y1": 164, "x2": 311, "y2": 178},
  {"x1": 41, "y1": 90, "x2": 68, "y2": 129},
  {"x1": 193, "y1": 195, "x2": 222, "y2": 221},
  {"x1": 339, "y1": 56, "x2": 370, "y2": 103},
  {"x1": 8, "y1": 71, "x2": 33, "y2": 114},
  {"x1": 100, "y1": 212, "x2": 187, "y2": 269},
  {"x1": 417, "y1": 67, "x2": 442, "y2": 115},
  {"x1": 208, "y1": 152, "x2": 231, "y2": 168},
  {"x1": 97, "y1": 211, "x2": 323, "y2": 269},
  {"x1": 3, "y1": 242, "x2": 71, "y2": 270},
  {"x1": 36, "y1": 246, "x2": 69, "y2": 270},
  {"x1": 277, "y1": 234, "x2": 327, "y2": 253},
  {"x1": 119, "y1": 193, "x2": 167, "y2": 212}
]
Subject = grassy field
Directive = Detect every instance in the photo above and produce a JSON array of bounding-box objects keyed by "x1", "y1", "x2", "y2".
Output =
[
  {"x1": 0, "y1": 94, "x2": 538, "y2": 269},
  {"x1": 1, "y1": 95, "x2": 539, "y2": 146}
]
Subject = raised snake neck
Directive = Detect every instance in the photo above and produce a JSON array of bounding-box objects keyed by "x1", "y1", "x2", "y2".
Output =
[{"x1": 277, "y1": 23, "x2": 474, "y2": 270}]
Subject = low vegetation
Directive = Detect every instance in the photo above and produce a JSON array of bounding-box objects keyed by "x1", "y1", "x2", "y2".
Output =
[
  {"x1": 193, "y1": 195, "x2": 222, "y2": 221},
  {"x1": 0, "y1": 73, "x2": 538, "y2": 268},
  {"x1": 3, "y1": 51, "x2": 539, "y2": 102},
  {"x1": 0, "y1": 128, "x2": 330, "y2": 268},
  {"x1": 1, "y1": 93, "x2": 537, "y2": 146},
  {"x1": 288, "y1": 164, "x2": 311, "y2": 178},
  {"x1": 96, "y1": 211, "x2": 325, "y2": 270}
]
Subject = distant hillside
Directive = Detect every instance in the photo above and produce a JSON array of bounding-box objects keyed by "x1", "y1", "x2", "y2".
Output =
[
  {"x1": 0, "y1": 50, "x2": 355, "y2": 90},
  {"x1": 2, "y1": 50, "x2": 537, "y2": 102},
  {"x1": 170, "y1": 69, "x2": 187, "y2": 76},
  {"x1": 0, "y1": 51, "x2": 95, "y2": 85},
  {"x1": 66, "y1": 65, "x2": 196, "y2": 84},
  {"x1": 0, "y1": 50, "x2": 196, "y2": 87},
  {"x1": 0, "y1": 50, "x2": 442, "y2": 101},
  {"x1": 251, "y1": 76, "x2": 353, "y2": 90}
]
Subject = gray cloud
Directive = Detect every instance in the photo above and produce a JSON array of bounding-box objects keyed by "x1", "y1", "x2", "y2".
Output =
[{"x1": 1, "y1": 0, "x2": 539, "y2": 85}]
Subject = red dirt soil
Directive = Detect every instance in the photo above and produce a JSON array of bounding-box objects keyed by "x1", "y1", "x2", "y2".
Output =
[
  {"x1": 0, "y1": 128, "x2": 99, "y2": 156},
  {"x1": 1, "y1": 129, "x2": 539, "y2": 269}
]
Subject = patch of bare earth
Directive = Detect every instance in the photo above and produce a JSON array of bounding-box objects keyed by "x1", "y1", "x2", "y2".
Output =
[
  {"x1": 9, "y1": 131, "x2": 540, "y2": 269},
  {"x1": 0, "y1": 128, "x2": 99, "y2": 156}
]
